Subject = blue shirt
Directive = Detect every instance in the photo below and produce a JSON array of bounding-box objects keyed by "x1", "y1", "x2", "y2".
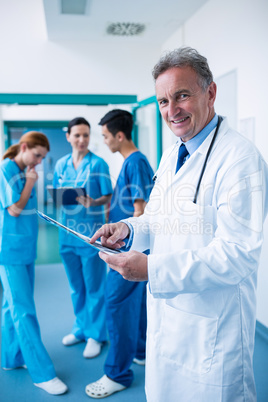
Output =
[
  {"x1": 109, "y1": 151, "x2": 154, "y2": 223},
  {"x1": 0, "y1": 158, "x2": 38, "y2": 264},
  {"x1": 181, "y1": 114, "x2": 218, "y2": 158},
  {"x1": 53, "y1": 151, "x2": 112, "y2": 247}
]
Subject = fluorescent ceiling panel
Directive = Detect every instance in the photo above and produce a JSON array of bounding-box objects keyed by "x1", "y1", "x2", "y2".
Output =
[{"x1": 61, "y1": 0, "x2": 87, "y2": 15}]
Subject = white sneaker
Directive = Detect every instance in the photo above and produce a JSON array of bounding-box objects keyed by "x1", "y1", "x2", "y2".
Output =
[
  {"x1": 85, "y1": 375, "x2": 126, "y2": 398},
  {"x1": 62, "y1": 333, "x2": 82, "y2": 346},
  {"x1": 2, "y1": 364, "x2": 27, "y2": 370},
  {"x1": 34, "y1": 377, "x2": 68, "y2": 395},
  {"x1": 83, "y1": 338, "x2": 102, "y2": 358},
  {"x1": 133, "y1": 358, "x2": 146, "y2": 366}
]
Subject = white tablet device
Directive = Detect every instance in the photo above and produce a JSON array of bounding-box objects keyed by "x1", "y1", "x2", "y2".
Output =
[{"x1": 36, "y1": 210, "x2": 122, "y2": 255}]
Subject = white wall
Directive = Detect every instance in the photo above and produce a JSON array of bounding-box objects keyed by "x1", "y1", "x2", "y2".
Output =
[
  {"x1": 0, "y1": 0, "x2": 158, "y2": 98},
  {"x1": 0, "y1": 0, "x2": 160, "y2": 178},
  {"x1": 161, "y1": 0, "x2": 268, "y2": 326}
]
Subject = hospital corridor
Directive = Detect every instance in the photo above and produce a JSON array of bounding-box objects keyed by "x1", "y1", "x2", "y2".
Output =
[{"x1": 1, "y1": 0, "x2": 268, "y2": 401}]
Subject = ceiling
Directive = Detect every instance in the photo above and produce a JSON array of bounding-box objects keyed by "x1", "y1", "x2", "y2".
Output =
[{"x1": 43, "y1": 0, "x2": 209, "y2": 44}]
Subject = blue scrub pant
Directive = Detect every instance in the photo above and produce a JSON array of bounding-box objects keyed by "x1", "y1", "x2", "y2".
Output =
[
  {"x1": 0, "y1": 263, "x2": 56, "y2": 383},
  {"x1": 104, "y1": 269, "x2": 147, "y2": 387},
  {"x1": 60, "y1": 246, "x2": 107, "y2": 342}
]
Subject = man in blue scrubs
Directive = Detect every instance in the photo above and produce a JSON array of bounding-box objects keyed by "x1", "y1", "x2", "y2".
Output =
[{"x1": 85, "y1": 109, "x2": 154, "y2": 398}]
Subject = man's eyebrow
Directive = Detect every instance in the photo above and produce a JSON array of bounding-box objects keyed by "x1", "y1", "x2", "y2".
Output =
[
  {"x1": 157, "y1": 89, "x2": 191, "y2": 101},
  {"x1": 174, "y1": 89, "x2": 191, "y2": 95},
  {"x1": 156, "y1": 96, "x2": 166, "y2": 102}
]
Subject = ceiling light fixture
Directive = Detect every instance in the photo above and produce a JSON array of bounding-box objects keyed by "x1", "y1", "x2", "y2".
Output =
[{"x1": 106, "y1": 22, "x2": 146, "y2": 36}]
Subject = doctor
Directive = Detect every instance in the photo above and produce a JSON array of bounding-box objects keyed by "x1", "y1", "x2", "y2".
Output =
[
  {"x1": 53, "y1": 117, "x2": 112, "y2": 359},
  {"x1": 0, "y1": 132, "x2": 67, "y2": 395},
  {"x1": 90, "y1": 47, "x2": 268, "y2": 401}
]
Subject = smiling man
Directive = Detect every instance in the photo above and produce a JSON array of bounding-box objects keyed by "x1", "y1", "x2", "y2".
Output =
[
  {"x1": 89, "y1": 47, "x2": 268, "y2": 401},
  {"x1": 156, "y1": 66, "x2": 216, "y2": 141}
]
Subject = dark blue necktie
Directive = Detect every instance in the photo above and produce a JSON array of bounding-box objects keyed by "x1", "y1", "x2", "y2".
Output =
[{"x1": 175, "y1": 143, "x2": 189, "y2": 174}]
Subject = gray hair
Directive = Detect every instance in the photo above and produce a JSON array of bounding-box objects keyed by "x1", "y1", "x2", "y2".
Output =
[{"x1": 152, "y1": 47, "x2": 213, "y2": 91}]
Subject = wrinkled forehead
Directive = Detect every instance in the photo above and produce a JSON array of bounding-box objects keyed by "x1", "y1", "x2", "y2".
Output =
[{"x1": 155, "y1": 67, "x2": 201, "y2": 96}]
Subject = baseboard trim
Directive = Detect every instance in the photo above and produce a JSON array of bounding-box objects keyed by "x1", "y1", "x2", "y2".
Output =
[{"x1": 256, "y1": 320, "x2": 268, "y2": 343}]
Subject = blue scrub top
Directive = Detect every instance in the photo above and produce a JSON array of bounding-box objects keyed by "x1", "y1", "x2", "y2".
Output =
[
  {"x1": 0, "y1": 158, "x2": 38, "y2": 265},
  {"x1": 53, "y1": 151, "x2": 112, "y2": 247},
  {"x1": 109, "y1": 151, "x2": 154, "y2": 223}
]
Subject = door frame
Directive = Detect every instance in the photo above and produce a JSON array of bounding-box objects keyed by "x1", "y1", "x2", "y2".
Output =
[
  {"x1": 4, "y1": 120, "x2": 69, "y2": 148},
  {"x1": 132, "y1": 95, "x2": 162, "y2": 165},
  {"x1": 0, "y1": 92, "x2": 162, "y2": 164}
]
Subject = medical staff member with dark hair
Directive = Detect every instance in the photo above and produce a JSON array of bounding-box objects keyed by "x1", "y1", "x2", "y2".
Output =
[
  {"x1": 86, "y1": 109, "x2": 154, "y2": 399},
  {"x1": 0, "y1": 131, "x2": 68, "y2": 395},
  {"x1": 53, "y1": 117, "x2": 112, "y2": 359}
]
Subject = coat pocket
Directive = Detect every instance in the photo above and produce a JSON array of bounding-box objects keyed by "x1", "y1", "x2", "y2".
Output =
[{"x1": 160, "y1": 303, "x2": 218, "y2": 374}]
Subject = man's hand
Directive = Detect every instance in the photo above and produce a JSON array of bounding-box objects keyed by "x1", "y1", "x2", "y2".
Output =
[
  {"x1": 99, "y1": 250, "x2": 148, "y2": 281},
  {"x1": 90, "y1": 222, "x2": 130, "y2": 250}
]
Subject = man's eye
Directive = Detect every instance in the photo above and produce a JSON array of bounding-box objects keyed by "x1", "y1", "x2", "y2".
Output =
[{"x1": 159, "y1": 100, "x2": 167, "y2": 106}]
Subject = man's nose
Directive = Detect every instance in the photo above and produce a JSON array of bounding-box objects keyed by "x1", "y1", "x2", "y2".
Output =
[{"x1": 168, "y1": 101, "x2": 180, "y2": 118}]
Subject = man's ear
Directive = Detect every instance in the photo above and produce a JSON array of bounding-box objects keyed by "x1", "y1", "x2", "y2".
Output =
[
  {"x1": 208, "y1": 81, "x2": 217, "y2": 107},
  {"x1": 66, "y1": 132, "x2": 70, "y2": 143},
  {"x1": 116, "y1": 131, "x2": 125, "y2": 142}
]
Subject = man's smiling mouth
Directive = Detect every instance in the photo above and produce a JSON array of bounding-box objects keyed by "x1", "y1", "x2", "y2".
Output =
[{"x1": 172, "y1": 116, "x2": 189, "y2": 123}]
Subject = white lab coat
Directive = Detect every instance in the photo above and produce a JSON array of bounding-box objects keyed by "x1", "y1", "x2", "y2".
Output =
[{"x1": 128, "y1": 118, "x2": 268, "y2": 402}]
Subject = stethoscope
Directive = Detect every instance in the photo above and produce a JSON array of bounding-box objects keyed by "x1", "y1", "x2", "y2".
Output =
[
  {"x1": 193, "y1": 115, "x2": 223, "y2": 203},
  {"x1": 153, "y1": 116, "x2": 223, "y2": 204}
]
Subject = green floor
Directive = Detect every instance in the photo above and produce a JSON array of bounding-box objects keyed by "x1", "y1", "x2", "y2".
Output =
[{"x1": 36, "y1": 224, "x2": 61, "y2": 265}]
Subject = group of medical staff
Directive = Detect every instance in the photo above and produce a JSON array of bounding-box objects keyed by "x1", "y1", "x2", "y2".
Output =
[{"x1": 0, "y1": 111, "x2": 153, "y2": 397}]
